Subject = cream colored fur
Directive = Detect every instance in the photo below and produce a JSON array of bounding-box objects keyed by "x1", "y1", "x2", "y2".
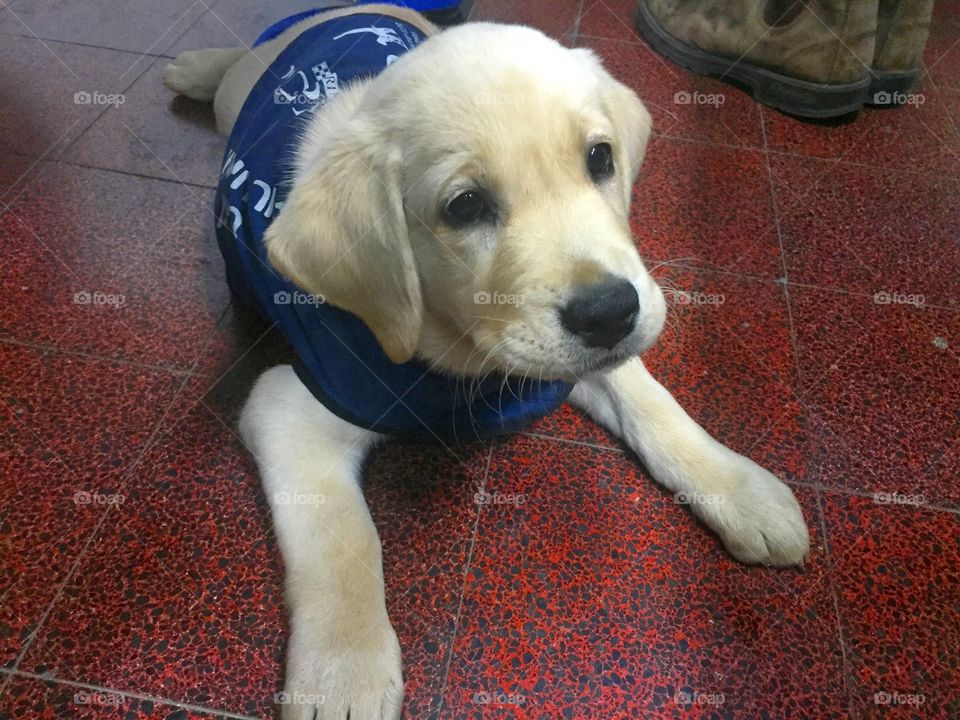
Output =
[{"x1": 164, "y1": 9, "x2": 809, "y2": 719}]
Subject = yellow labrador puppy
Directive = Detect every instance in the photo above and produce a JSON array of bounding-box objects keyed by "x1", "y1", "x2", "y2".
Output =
[{"x1": 164, "y1": 5, "x2": 809, "y2": 718}]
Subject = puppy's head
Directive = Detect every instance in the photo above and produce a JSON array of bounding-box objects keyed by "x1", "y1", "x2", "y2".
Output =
[{"x1": 266, "y1": 23, "x2": 665, "y2": 380}]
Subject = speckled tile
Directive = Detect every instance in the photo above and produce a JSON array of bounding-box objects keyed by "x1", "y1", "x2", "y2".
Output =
[
  {"x1": 529, "y1": 270, "x2": 811, "y2": 487},
  {"x1": 0, "y1": 343, "x2": 183, "y2": 490},
  {"x1": 0, "y1": 421, "x2": 102, "y2": 668},
  {"x1": 441, "y1": 435, "x2": 843, "y2": 719},
  {"x1": 525, "y1": 402, "x2": 622, "y2": 450},
  {"x1": 822, "y1": 492, "x2": 960, "y2": 720},
  {"x1": 790, "y1": 285, "x2": 960, "y2": 508},
  {"x1": 0, "y1": 154, "x2": 39, "y2": 208},
  {"x1": 190, "y1": 303, "x2": 293, "y2": 383},
  {"x1": 648, "y1": 270, "x2": 809, "y2": 484},
  {"x1": 0, "y1": 35, "x2": 153, "y2": 160},
  {"x1": 0, "y1": 343, "x2": 183, "y2": 667},
  {"x1": 15, "y1": 391, "x2": 286, "y2": 718},
  {"x1": 66, "y1": 59, "x2": 225, "y2": 187},
  {"x1": 577, "y1": 0, "x2": 639, "y2": 43},
  {"x1": 471, "y1": 0, "x2": 580, "y2": 38},
  {"x1": 770, "y1": 154, "x2": 960, "y2": 309},
  {"x1": 762, "y1": 86, "x2": 960, "y2": 177},
  {"x1": 0, "y1": 674, "x2": 233, "y2": 719},
  {"x1": 4, "y1": 0, "x2": 204, "y2": 55},
  {"x1": 923, "y1": 21, "x2": 960, "y2": 92},
  {"x1": 168, "y1": 0, "x2": 349, "y2": 56},
  {"x1": 633, "y1": 137, "x2": 780, "y2": 276},
  {"x1": 578, "y1": 36, "x2": 765, "y2": 149},
  {"x1": 0, "y1": 163, "x2": 229, "y2": 369}
]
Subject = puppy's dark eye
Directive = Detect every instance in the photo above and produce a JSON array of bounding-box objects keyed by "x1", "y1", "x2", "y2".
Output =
[
  {"x1": 587, "y1": 142, "x2": 614, "y2": 180},
  {"x1": 445, "y1": 190, "x2": 487, "y2": 225}
]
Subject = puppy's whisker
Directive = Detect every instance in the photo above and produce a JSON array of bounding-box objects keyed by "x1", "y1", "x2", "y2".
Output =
[{"x1": 647, "y1": 256, "x2": 701, "y2": 273}]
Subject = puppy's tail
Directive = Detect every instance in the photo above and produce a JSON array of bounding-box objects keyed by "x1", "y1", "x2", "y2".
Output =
[{"x1": 162, "y1": 47, "x2": 247, "y2": 102}]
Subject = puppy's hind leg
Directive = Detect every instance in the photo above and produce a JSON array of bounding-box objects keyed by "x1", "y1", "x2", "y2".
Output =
[
  {"x1": 240, "y1": 365, "x2": 403, "y2": 720},
  {"x1": 162, "y1": 47, "x2": 247, "y2": 102}
]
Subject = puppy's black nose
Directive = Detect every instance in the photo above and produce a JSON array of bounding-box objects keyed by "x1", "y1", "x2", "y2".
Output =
[{"x1": 560, "y1": 277, "x2": 639, "y2": 349}]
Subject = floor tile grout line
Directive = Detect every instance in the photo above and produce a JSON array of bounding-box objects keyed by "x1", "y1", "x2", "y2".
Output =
[
  {"x1": 648, "y1": 263, "x2": 960, "y2": 313},
  {"x1": 0, "y1": 42, "x2": 160, "y2": 208},
  {"x1": 813, "y1": 484, "x2": 960, "y2": 516},
  {"x1": 519, "y1": 430, "x2": 625, "y2": 453},
  {"x1": 513, "y1": 433, "x2": 960, "y2": 514},
  {"x1": 645, "y1": 129, "x2": 960, "y2": 184},
  {"x1": 0, "y1": 149, "x2": 216, "y2": 213},
  {"x1": 4, "y1": 499, "x2": 117, "y2": 681},
  {"x1": 435, "y1": 442, "x2": 494, "y2": 718},
  {"x1": 0, "y1": 336, "x2": 198, "y2": 377},
  {"x1": 3, "y1": 366, "x2": 200, "y2": 682},
  {"x1": 759, "y1": 108, "x2": 804, "y2": 389},
  {"x1": 0, "y1": 667, "x2": 260, "y2": 720},
  {"x1": 50, "y1": 157, "x2": 218, "y2": 190},
  {"x1": 2, "y1": 31, "x2": 179, "y2": 59},
  {"x1": 0, "y1": 304, "x2": 234, "y2": 673},
  {"x1": 29, "y1": 0, "x2": 223, "y2": 174},
  {"x1": 814, "y1": 485, "x2": 857, "y2": 719}
]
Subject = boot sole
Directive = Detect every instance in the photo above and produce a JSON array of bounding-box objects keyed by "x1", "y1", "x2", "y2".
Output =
[
  {"x1": 866, "y1": 69, "x2": 920, "y2": 106},
  {"x1": 634, "y1": 1, "x2": 869, "y2": 118}
]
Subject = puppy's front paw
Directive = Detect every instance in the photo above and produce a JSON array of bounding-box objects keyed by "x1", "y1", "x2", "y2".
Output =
[
  {"x1": 279, "y1": 613, "x2": 404, "y2": 720},
  {"x1": 687, "y1": 454, "x2": 810, "y2": 567}
]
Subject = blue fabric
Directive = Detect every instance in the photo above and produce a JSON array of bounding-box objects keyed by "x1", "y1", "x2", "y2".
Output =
[
  {"x1": 356, "y1": 0, "x2": 461, "y2": 11},
  {"x1": 216, "y1": 12, "x2": 572, "y2": 442},
  {"x1": 253, "y1": 2, "x2": 462, "y2": 45}
]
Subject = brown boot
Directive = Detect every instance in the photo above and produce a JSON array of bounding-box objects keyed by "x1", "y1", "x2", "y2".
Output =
[
  {"x1": 868, "y1": 0, "x2": 934, "y2": 105},
  {"x1": 634, "y1": 0, "x2": 878, "y2": 118}
]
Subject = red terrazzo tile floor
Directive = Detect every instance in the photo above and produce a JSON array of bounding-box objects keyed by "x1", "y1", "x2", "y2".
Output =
[{"x1": 1, "y1": 0, "x2": 958, "y2": 718}]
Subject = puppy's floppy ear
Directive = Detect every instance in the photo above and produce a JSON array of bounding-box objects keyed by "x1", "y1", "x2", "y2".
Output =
[
  {"x1": 265, "y1": 120, "x2": 422, "y2": 363},
  {"x1": 575, "y1": 47, "x2": 653, "y2": 203}
]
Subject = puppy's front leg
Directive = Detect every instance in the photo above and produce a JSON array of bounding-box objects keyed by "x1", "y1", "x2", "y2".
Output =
[
  {"x1": 570, "y1": 358, "x2": 809, "y2": 566},
  {"x1": 240, "y1": 366, "x2": 402, "y2": 720}
]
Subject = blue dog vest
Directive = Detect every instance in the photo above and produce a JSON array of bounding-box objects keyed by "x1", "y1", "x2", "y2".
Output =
[{"x1": 215, "y1": 11, "x2": 572, "y2": 442}]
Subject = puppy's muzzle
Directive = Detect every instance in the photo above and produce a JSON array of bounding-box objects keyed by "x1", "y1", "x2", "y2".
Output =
[{"x1": 560, "y1": 276, "x2": 639, "y2": 350}]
